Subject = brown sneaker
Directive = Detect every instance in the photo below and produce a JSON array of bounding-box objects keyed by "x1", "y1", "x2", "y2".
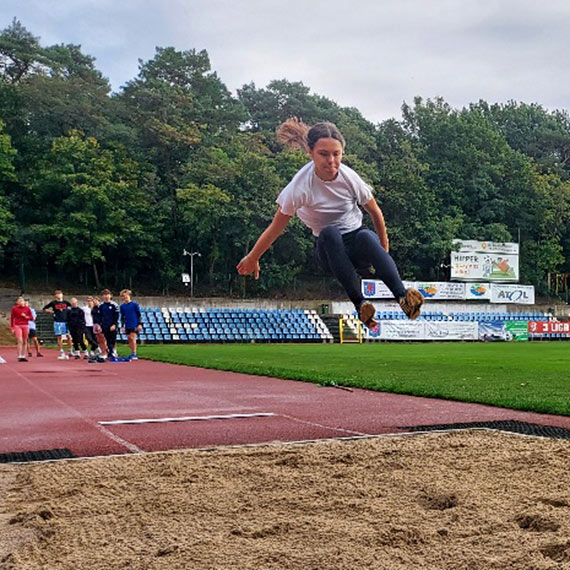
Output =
[
  {"x1": 358, "y1": 301, "x2": 378, "y2": 329},
  {"x1": 399, "y1": 289, "x2": 424, "y2": 320}
]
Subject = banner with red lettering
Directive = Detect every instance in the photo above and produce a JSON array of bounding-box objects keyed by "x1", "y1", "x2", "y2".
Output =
[{"x1": 528, "y1": 321, "x2": 570, "y2": 334}]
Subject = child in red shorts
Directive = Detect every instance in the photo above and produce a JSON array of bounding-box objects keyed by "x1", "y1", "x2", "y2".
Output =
[{"x1": 10, "y1": 296, "x2": 34, "y2": 362}]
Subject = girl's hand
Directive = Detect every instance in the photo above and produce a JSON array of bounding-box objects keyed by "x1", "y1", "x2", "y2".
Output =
[{"x1": 237, "y1": 255, "x2": 260, "y2": 279}]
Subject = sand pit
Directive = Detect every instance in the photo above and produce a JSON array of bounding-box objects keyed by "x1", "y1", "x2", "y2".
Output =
[{"x1": 1, "y1": 430, "x2": 570, "y2": 569}]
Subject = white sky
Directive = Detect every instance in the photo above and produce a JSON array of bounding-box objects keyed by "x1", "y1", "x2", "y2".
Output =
[{"x1": 3, "y1": 0, "x2": 570, "y2": 123}]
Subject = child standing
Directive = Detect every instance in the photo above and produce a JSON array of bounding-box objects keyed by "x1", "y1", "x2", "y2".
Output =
[
  {"x1": 68, "y1": 297, "x2": 88, "y2": 359},
  {"x1": 43, "y1": 290, "x2": 72, "y2": 360},
  {"x1": 99, "y1": 289, "x2": 119, "y2": 361},
  {"x1": 119, "y1": 289, "x2": 143, "y2": 360},
  {"x1": 90, "y1": 296, "x2": 108, "y2": 362},
  {"x1": 83, "y1": 296, "x2": 99, "y2": 357},
  {"x1": 25, "y1": 300, "x2": 43, "y2": 357},
  {"x1": 10, "y1": 296, "x2": 34, "y2": 362}
]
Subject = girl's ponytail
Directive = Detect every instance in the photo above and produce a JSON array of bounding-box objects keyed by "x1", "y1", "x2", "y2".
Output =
[{"x1": 276, "y1": 117, "x2": 310, "y2": 153}]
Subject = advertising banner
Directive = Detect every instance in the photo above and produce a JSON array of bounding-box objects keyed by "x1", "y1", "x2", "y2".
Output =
[
  {"x1": 361, "y1": 280, "x2": 416, "y2": 299},
  {"x1": 464, "y1": 282, "x2": 492, "y2": 300},
  {"x1": 375, "y1": 321, "x2": 478, "y2": 341},
  {"x1": 479, "y1": 321, "x2": 509, "y2": 341},
  {"x1": 424, "y1": 322, "x2": 478, "y2": 340},
  {"x1": 505, "y1": 321, "x2": 529, "y2": 341},
  {"x1": 450, "y1": 252, "x2": 519, "y2": 282},
  {"x1": 490, "y1": 284, "x2": 535, "y2": 304},
  {"x1": 452, "y1": 240, "x2": 519, "y2": 255},
  {"x1": 528, "y1": 321, "x2": 570, "y2": 334},
  {"x1": 361, "y1": 280, "x2": 394, "y2": 299},
  {"x1": 416, "y1": 282, "x2": 465, "y2": 300},
  {"x1": 377, "y1": 321, "x2": 424, "y2": 340}
]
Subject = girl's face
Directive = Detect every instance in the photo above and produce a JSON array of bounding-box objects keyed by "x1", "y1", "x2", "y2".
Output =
[
  {"x1": 16, "y1": 297, "x2": 25, "y2": 306},
  {"x1": 309, "y1": 137, "x2": 343, "y2": 182}
]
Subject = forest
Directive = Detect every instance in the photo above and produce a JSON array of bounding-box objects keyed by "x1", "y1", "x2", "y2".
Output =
[{"x1": 1, "y1": 19, "x2": 569, "y2": 298}]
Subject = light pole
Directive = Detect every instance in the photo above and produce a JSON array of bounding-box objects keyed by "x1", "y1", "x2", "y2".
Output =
[{"x1": 183, "y1": 250, "x2": 201, "y2": 297}]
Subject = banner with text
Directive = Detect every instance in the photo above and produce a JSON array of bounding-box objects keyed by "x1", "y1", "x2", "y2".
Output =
[
  {"x1": 374, "y1": 321, "x2": 478, "y2": 341},
  {"x1": 490, "y1": 284, "x2": 535, "y2": 304},
  {"x1": 452, "y1": 240, "x2": 519, "y2": 255},
  {"x1": 528, "y1": 321, "x2": 570, "y2": 334},
  {"x1": 450, "y1": 252, "x2": 519, "y2": 282},
  {"x1": 361, "y1": 280, "x2": 417, "y2": 299}
]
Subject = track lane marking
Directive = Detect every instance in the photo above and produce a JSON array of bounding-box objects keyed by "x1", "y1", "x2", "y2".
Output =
[{"x1": 99, "y1": 412, "x2": 277, "y2": 425}]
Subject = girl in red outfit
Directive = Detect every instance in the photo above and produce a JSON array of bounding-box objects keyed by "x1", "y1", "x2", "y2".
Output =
[{"x1": 10, "y1": 296, "x2": 34, "y2": 362}]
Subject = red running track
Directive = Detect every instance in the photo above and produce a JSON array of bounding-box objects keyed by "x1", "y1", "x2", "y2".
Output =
[{"x1": 2, "y1": 347, "x2": 570, "y2": 459}]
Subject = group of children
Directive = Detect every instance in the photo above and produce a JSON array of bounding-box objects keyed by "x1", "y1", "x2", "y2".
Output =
[{"x1": 9, "y1": 289, "x2": 142, "y2": 363}]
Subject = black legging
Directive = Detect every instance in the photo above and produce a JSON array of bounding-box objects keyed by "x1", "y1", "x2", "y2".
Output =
[
  {"x1": 69, "y1": 325, "x2": 87, "y2": 352},
  {"x1": 102, "y1": 326, "x2": 117, "y2": 356},
  {"x1": 315, "y1": 225, "x2": 407, "y2": 310}
]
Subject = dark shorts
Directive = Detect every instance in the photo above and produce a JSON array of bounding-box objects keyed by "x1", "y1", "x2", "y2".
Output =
[
  {"x1": 28, "y1": 328, "x2": 37, "y2": 338},
  {"x1": 125, "y1": 328, "x2": 139, "y2": 335}
]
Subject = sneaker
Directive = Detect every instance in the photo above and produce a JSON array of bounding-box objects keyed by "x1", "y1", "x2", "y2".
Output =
[
  {"x1": 18, "y1": 356, "x2": 28, "y2": 362},
  {"x1": 37, "y1": 353, "x2": 44, "y2": 357},
  {"x1": 28, "y1": 352, "x2": 32, "y2": 357},
  {"x1": 130, "y1": 354, "x2": 138, "y2": 361},
  {"x1": 358, "y1": 300, "x2": 378, "y2": 329},
  {"x1": 58, "y1": 353, "x2": 70, "y2": 361},
  {"x1": 398, "y1": 288, "x2": 424, "y2": 320}
]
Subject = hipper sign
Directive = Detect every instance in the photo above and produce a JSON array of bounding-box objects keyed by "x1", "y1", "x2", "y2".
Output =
[
  {"x1": 528, "y1": 321, "x2": 570, "y2": 334},
  {"x1": 450, "y1": 240, "x2": 519, "y2": 282}
]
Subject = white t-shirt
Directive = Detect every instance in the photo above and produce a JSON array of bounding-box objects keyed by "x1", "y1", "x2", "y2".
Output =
[
  {"x1": 276, "y1": 162, "x2": 374, "y2": 236},
  {"x1": 28, "y1": 308, "x2": 37, "y2": 331},
  {"x1": 82, "y1": 305, "x2": 94, "y2": 327}
]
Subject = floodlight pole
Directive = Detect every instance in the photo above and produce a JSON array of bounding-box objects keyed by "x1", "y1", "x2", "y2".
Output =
[{"x1": 183, "y1": 250, "x2": 201, "y2": 297}]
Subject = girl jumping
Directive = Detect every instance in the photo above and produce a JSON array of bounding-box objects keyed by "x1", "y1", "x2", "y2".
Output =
[{"x1": 236, "y1": 118, "x2": 423, "y2": 327}]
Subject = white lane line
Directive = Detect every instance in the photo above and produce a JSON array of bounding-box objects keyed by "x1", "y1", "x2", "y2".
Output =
[
  {"x1": 99, "y1": 412, "x2": 277, "y2": 426},
  {"x1": 279, "y1": 413, "x2": 370, "y2": 437},
  {"x1": 9, "y1": 368, "x2": 142, "y2": 455},
  {"x1": 95, "y1": 424, "x2": 144, "y2": 454}
]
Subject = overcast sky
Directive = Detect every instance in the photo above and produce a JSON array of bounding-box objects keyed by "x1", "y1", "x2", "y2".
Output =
[{"x1": 2, "y1": 0, "x2": 569, "y2": 123}]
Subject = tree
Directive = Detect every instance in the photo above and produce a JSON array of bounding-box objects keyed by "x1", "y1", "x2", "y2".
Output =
[
  {"x1": 0, "y1": 119, "x2": 16, "y2": 258},
  {"x1": 0, "y1": 18, "x2": 46, "y2": 84},
  {"x1": 27, "y1": 131, "x2": 159, "y2": 287}
]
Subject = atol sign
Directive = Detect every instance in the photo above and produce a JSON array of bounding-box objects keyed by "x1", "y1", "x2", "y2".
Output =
[
  {"x1": 528, "y1": 321, "x2": 570, "y2": 334},
  {"x1": 490, "y1": 284, "x2": 535, "y2": 304}
]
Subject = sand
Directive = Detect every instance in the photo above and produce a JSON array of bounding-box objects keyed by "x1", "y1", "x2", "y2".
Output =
[{"x1": 1, "y1": 430, "x2": 570, "y2": 570}]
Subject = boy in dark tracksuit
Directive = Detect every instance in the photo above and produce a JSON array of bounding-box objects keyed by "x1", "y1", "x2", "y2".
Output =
[
  {"x1": 99, "y1": 289, "x2": 120, "y2": 360},
  {"x1": 68, "y1": 297, "x2": 87, "y2": 358}
]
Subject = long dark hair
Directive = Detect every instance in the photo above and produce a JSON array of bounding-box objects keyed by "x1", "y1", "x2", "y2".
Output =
[{"x1": 277, "y1": 118, "x2": 345, "y2": 153}]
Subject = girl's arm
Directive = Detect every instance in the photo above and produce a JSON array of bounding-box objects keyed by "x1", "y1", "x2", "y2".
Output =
[
  {"x1": 237, "y1": 208, "x2": 292, "y2": 279},
  {"x1": 363, "y1": 198, "x2": 389, "y2": 252}
]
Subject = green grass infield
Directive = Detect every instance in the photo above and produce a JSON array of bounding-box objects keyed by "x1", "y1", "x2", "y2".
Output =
[{"x1": 128, "y1": 342, "x2": 570, "y2": 417}]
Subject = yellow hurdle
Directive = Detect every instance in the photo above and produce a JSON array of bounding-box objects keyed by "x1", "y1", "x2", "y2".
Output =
[{"x1": 339, "y1": 316, "x2": 363, "y2": 344}]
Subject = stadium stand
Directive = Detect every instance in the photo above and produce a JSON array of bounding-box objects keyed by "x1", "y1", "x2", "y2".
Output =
[{"x1": 118, "y1": 307, "x2": 334, "y2": 344}]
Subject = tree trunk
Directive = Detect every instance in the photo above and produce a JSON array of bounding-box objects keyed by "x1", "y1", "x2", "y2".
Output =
[{"x1": 92, "y1": 262, "x2": 101, "y2": 289}]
